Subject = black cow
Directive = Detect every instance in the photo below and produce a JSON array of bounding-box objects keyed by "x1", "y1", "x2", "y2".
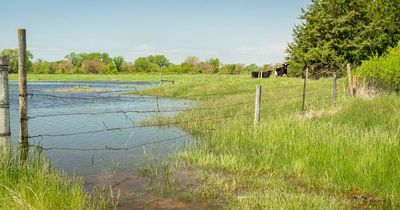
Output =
[
  {"x1": 251, "y1": 70, "x2": 272, "y2": 78},
  {"x1": 275, "y1": 64, "x2": 289, "y2": 77}
]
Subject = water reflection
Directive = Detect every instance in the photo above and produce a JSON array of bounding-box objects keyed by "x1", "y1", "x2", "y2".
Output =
[{"x1": 9, "y1": 81, "x2": 192, "y2": 178}]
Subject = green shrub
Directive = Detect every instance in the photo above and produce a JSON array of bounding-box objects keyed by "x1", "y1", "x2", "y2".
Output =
[{"x1": 357, "y1": 42, "x2": 400, "y2": 91}]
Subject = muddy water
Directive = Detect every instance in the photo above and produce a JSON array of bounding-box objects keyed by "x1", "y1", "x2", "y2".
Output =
[{"x1": 9, "y1": 81, "x2": 195, "y2": 208}]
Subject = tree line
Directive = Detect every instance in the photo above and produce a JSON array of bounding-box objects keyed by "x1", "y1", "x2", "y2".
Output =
[
  {"x1": 0, "y1": 49, "x2": 278, "y2": 75},
  {"x1": 287, "y1": 0, "x2": 400, "y2": 78}
]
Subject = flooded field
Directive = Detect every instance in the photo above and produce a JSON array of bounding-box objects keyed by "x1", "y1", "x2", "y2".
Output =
[{"x1": 8, "y1": 81, "x2": 193, "y2": 198}]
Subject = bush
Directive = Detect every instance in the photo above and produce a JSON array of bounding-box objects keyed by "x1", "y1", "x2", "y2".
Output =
[
  {"x1": 357, "y1": 42, "x2": 400, "y2": 91},
  {"x1": 81, "y1": 59, "x2": 108, "y2": 74}
]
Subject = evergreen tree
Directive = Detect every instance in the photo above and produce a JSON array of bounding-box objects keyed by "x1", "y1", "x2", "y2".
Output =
[{"x1": 287, "y1": 0, "x2": 400, "y2": 78}]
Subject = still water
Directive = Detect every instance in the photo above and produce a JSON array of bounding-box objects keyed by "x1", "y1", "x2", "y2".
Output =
[{"x1": 9, "y1": 81, "x2": 192, "y2": 183}]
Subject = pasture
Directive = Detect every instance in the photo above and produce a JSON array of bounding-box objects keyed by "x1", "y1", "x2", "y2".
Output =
[{"x1": 138, "y1": 75, "x2": 400, "y2": 209}]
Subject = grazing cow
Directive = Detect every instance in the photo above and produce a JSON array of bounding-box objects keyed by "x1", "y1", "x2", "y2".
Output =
[
  {"x1": 251, "y1": 70, "x2": 273, "y2": 78},
  {"x1": 275, "y1": 64, "x2": 289, "y2": 77}
]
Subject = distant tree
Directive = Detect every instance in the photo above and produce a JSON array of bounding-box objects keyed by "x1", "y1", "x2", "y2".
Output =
[
  {"x1": 183, "y1": 56, "x2": 200, "y2": 67},
  {"x1": 199, "y1": 62, "x2": 214, "y2": 73},
  {"x1": 31, "y1": 61, "x2": 55, "y2": 74},
  {"x1": 147, "y1": 55, "x2": 170, "y2": 68},
  {"x1": 207, "y1": 58, "x2": 221, "y2": 73},
  {"x1": 0, "y1": 48, "x2": 33, "y2": 73},
  {"x1": 244, "y1": 64, "x2": 261, "y2": 73},
  {"x1": 112, "y1": 56, "x2": 125, "y2": 72},
  {"x1": 183, "y1": 56, "x2": 201, "y2": 73},
  {"x1": 221, "y1": 64, "x2": 245, "y2": 74},
  {"x1": 81, "y1": 59, "x2": 107, "y2": 74},
  {"x1": 65, "y1": 53, "x2": 83, "y2": 67},
  {"x1": 54, "y1": 61, "x2": 74, "y2": 74},
  {"x1": 133, "y1": 57, "x2": 157, "y2": 72}
]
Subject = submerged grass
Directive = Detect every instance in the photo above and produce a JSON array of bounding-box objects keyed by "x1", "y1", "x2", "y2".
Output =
[
  {"x1": 140, "y1": 76, "x2": 400, "y2": 209},
  {"x1": 0, "y1": 150, "x2": 109, "y2": 210}
]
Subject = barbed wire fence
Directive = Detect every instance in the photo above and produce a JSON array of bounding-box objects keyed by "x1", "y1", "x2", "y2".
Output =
[
  {"x1": 23, "y1": 72, "x2": 347, "y2": 153},
  {"x1": 3, "y1": 57, "x2": 349, "y2": 162}
]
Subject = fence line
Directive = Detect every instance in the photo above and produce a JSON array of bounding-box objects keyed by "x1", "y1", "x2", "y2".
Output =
[
  {"x1": 30, "y1": 134, "x2": 189, "y2": 152},
  {"x1": 27, "y1": 112, "x2": 252, "y2": 139},
  {"x1": 27, "y1": 100, "x2": 253, "y2": 120}
]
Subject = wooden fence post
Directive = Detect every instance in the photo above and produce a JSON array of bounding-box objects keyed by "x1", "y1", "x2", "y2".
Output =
[
  {"x1": 18, "y1": 29, "x2": 29, "y2": 161},
  {"x1": 0, "y1": 56, "x2": 11, "y2": 152},
  {"x1": 347, "y1": 64, "x2": 353, "y2": 97},
  {"x1": 332, "y1": 71, "x2": 337, "y2": 107},
  {"x1": 254, "y1": 85, "x2": 261, "y2": 125},
  {"x1": 302, "y1": 68, "x2": 308, "y2": 111}
]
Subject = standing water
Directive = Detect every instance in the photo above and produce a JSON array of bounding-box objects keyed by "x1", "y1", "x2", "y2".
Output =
[{"x1": 9, "y1": 81, "x2": 193, "y2": 194}]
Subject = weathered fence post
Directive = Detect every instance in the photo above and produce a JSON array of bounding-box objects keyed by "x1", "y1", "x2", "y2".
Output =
[
  {"x1": 0, "y1": 56, "x2": 11, "y2": 152},
  {"x1": 18, "y1": 29, "x2": 29, "y2": 161},
  {"x1": 332, "y1": 71, "x2": 337, "y2": 107},
  {"x1": 302, "y1": 68, "x2": 308, "y2": 111},
  {"x1": 347, "y1": 64, "x2": 353, "y2": 97},
  {"x1": 254, "y1": 85, "x2": 261, "y2": 125}
]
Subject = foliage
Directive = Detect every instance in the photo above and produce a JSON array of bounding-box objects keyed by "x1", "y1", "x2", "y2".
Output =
[
  {"x1": 0, "y1": 48, "x2": 34, "y2": 73},
  {"x1": 133, "y1": 57, "x2": 158, "y2": 72},
  {"x1": 357, "y1": 42, "x2": 400, "y2": 91},
  {"x1": 12, "y1": 50, "x2": 278, "y2": 75},
  {"x1": 81, "y1": 59, "x2": 110, "y2": 74},
  {"x1": 0, "y1": 151, "x2": 108, "y2": 209},
  {"x1": 112, "y1": 56, "x2": 125, "y2": 72},
  {"x1": 220, "y1": 64, "x2": 245, "y2": 75},
  {"x1": 287, "y1": 0, "x2": 400, "y2": 78}
]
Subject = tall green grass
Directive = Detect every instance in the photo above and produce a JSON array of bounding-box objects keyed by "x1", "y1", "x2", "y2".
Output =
[
  {"x1": 141, "y1": 76, "x2": 400, "y2": 209},
  {"x1": 0, "y1": 150, "x2": 108, "y2": 210}
]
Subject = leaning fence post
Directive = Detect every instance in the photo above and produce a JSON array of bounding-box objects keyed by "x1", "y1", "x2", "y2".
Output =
[
  {"x1": 18, "y1": 29, "x2": 29, "y2": 161},
  {"x1": 254, "y1": 85, "x2": 261, "y2": 125},
  {"x1": 0, "y1": 56, "x2": 11, "y2": 152},
  {"x1": 347, "y1": 64, "x2": 353, "y2": 97},
  {"x1": 302, "y1": 68, "x2": 308, "y2": 111},
  {"x1": 332, "y1": 71, "x2": 337, "y2": 107}
]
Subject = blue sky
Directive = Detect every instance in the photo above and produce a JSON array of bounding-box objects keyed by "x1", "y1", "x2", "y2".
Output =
[{"x1": 0, "y1": 0, "x2": 310, "y2": 65}]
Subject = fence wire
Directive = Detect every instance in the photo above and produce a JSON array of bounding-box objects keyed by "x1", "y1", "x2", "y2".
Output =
[
  {"x1": 28, "y1": 112, "x2": 252, "y2": 139},
  {"x1": 27, "y1": 100, "x2": 253, "y2": 120},
  {"x1": 30, "y1": 134, "x2": 189, "y2": 152}
]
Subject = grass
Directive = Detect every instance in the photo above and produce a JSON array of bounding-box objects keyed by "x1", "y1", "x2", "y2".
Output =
[
  {"x1": 138, "y1": 75, "x2": 400, "y2": 209},
  {"x1": 0, "y1": 150, "x2": 110, "y2": 210}
]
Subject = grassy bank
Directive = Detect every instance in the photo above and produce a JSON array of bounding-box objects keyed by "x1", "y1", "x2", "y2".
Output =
[
  {"x1": 0, "y1": 151, "x2": 108, "y2": 209},
  {"x1": 140, "y1": 76, "x2": 400, "y2": 209}
]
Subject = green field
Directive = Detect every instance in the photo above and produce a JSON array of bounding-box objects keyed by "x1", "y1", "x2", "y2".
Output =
[{"x1": 138, "y1": 75, "x2": 400, "y2": 209}]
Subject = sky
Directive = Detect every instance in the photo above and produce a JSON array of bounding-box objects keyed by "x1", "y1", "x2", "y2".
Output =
[{"x1": 0, "y1": 0, "x2": 310, "y2": 65}]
